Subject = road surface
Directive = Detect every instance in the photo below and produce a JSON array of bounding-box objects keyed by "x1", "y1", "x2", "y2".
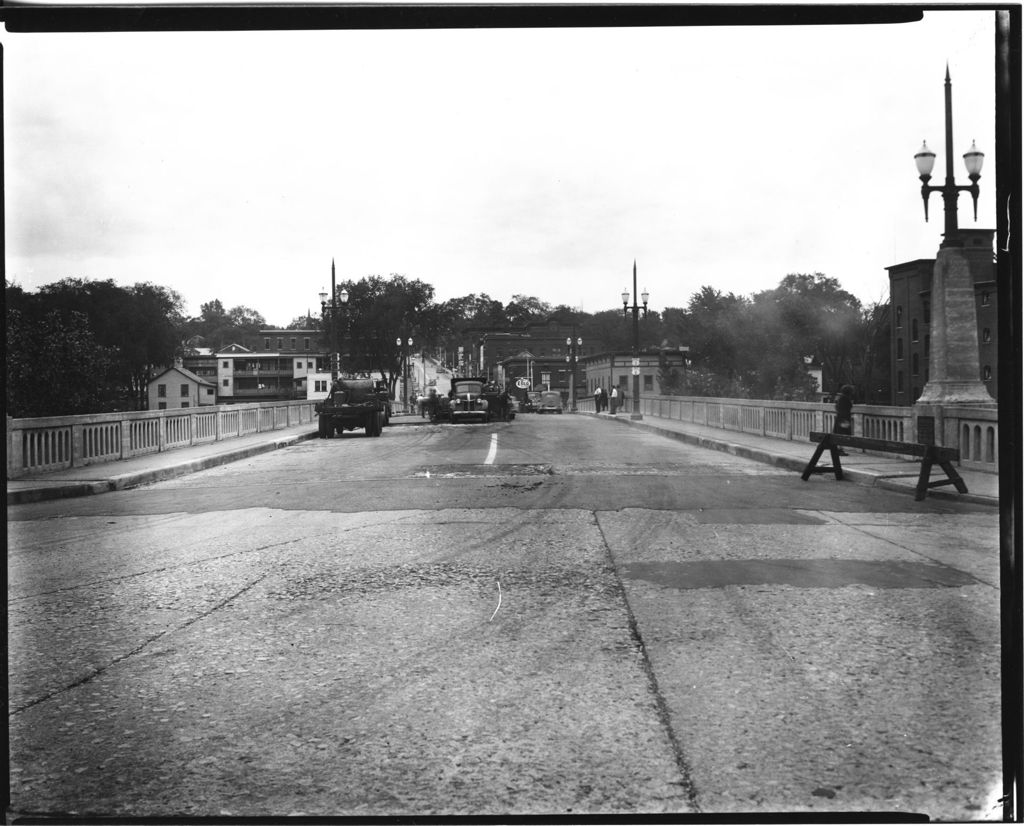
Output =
[{"x1": 7, "y1": 415, "x2": 1002, "y2": 818}]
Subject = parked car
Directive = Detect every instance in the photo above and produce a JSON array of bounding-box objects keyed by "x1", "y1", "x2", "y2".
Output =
[
  {"x1": 537, "y1": 390, "x2": 563, "y2": 414},
  {"x1": 522, "y1": 391, "x2": 541, "y2": 413}
]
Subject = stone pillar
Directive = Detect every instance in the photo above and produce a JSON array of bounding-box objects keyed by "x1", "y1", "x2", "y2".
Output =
[
  {"x1": 915, "y1": 241, "x2": 996, "y2": 447},
  {"x1": 916, "y1": 244, "x2": 995, "y2": 406}
]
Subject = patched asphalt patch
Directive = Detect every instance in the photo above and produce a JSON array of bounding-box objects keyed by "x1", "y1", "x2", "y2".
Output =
[
  {"x1": 620, "y1": 559, "x2": 979, "y2": 590},
  {"x1": 413, "y1": 464, "x2": 553, "y2": 478},
  {"x1": 693, "y1": 508, "x2": 826, "y2": 525}
]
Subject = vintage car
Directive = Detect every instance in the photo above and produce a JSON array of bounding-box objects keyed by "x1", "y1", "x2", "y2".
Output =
[
  {"x1": 315, "y1": 378, "x2": 386, "y2": 438},
  {"x1": 537, "y1": 390, "x2": 564, "y2": 414},
  {"x1": 481, "y1": 382, "x2": 515, "y2": 423},
  {"x1": 438, "y1": 377, "x2": 490, "y2": 424},
  {"x1": 522, "y1": 391, "x2": 542, "y2": 413}
]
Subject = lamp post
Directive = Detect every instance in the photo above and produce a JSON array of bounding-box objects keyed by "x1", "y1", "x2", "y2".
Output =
[
  {"x1": 396, "y1": 336, "x2": 413, "y2": 412},
  {"x1": 564, "y1": 332, "x2": 583, "y2": 413},
  {"x1": 319, "y1": 259, "x2": 350, "y2": 382},
  {"x1": 912, "y1": 66, "x2": 994, "y2": 410},
  {"x1": 621, "y1": 260, "x2": 649, "y2": 421},
  {"x1": 914, "y1": 66, "x2": 984, "y2": 247}
]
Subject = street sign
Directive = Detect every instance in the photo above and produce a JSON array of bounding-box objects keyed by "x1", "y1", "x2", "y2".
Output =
[
  {"x1": 631, "y1": 357, "x2": 640, "y2": 367},
  {"x1": 515, "y1": 378, "x2": 530, "y2": 389},
  {"x1": 632, "y1": 367, "x2": 640, "y2": 376}
]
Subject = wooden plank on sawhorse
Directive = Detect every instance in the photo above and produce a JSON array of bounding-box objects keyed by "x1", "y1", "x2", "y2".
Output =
[{"x1": 802, "y1": 431, "x2": 968, "y2": 501}]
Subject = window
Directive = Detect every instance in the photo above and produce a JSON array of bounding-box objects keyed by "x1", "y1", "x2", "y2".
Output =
[
  {"x1": 981, "y1": 291, "x2": 991, "y2": 306},
  {"x1": 643, "y1": 375, "x2": 654, "y2": 392},
  {"x1": 158, "y1": 402, "x2": 167, "y2": 410},
  {"x1": 290, "y1": 337, "x2": 296, "y2": 349},
  {"x1": 896, "y1": 305, "x2": 903, "y2": 326},
  {"x1": 297, "y1": 361, "x2": 303, "y2": 370},
  {"x1": 896, "y1": 338, "x2": 904, "y2": 359},
  {"x1": 157, "y1": 384, "x2": 167, "y2": 397},
  {"x1": 982, "y1": 366, "x2": 992, "y2": 381},
  {"x1": 206, "y1": 388, "x2": 214, "y2": 396},
  {"x1": 308, "y1": 361, "x2": 313, "y2": 369},
  {"x1": 618, "y1": 375, "x2": 628, "y2": 388},
  {"x1": 181, "y1": 384, "x2": 189, "y2": 396},
  {"x1": 983, "y1": 327, "x2": 992, "y2": 343},
  {"x1": 912, "y1": 319, "x2": 918, "y2": 341},
  {"x1": 912, "y1": 353, "x2": 919, "y2": 375},
  {"x1": 924, "y1": 335, "x2": 930, "y2": 356},
  {"x1": 923, "y1": 300, "x2": 930, "y2": 324},
  {"x1": 223, "y1": 379, "x2": 229, "y2": 387},
  {"x1": 304, "y1": 337, "x2": 310, "y2": 350},
  {"x1": 315, "y1": 380, "x2": 327, "y2": 392},
  {"x1": 181, "y1": 401, "x2": 190, "y2": 408},
  {"x1": 277, "y1": 337, "x2": 283, "y2": 348},
  {"x1": 223, "y1": 361, "x2": 229, "y2": 369},
  {"x1": 897, "y1": 371, "x2": 904, "y2": 392},
  {"x1": 264, "y1": 338, "x2": 270, "y2": 350}
]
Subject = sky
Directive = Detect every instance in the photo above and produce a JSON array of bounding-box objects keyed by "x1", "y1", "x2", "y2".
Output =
[{"x1": 3, "y1": 8, "x2": 1001, "y2": 327}]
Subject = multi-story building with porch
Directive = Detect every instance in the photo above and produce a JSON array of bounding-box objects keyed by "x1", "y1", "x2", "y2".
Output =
[{"x1": 181, "y1": 329, "x2": 327, "y2": 404}]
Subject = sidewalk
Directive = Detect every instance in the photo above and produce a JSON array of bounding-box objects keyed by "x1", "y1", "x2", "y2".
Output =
[
  {"x1": 584, "y1": 410, "x2": 999, "y2": 507},
  {"x1": 7, "y1": 412, "x2": 999, "y2": 507}
]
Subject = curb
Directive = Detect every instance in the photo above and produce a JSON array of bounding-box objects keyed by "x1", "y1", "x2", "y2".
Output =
[{"x1": 7, "y1": 430, "x2": 319, "y2": 505}]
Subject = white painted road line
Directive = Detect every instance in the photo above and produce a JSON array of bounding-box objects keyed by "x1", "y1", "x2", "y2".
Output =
[{"x1": 484, "y1": 433, "x2": 498, "y2": 465}]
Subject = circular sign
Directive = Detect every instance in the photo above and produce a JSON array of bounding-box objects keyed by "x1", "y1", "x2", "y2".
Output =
[
  {"x1": 515, "y1": 378, "x2": 531, "y2": 389},
  {"x1": 632, "y1": 367, "x2": 641, "y2": 376}
]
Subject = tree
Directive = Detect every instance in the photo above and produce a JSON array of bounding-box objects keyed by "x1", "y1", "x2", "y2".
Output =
[
  {"x1": 331, "y1": 275, "x2": 438, "y2": 394},
  {"x1": 748, "y1": 273, "x2": 862, "y2": 398},
  {"x1": 33, "y1": 278, "x2": 184, "y2": 410},
  {"x1": 182, "y1": 300, "x2": 267, "y2": 351},
  {"x1": 6, "y1": 293, "x2": 118, "y2": 417},
  {"x1": 851, "y1": 299, "x2": 892, "y2": 404},
  {"x1": 286, "y1": 313, "x2": 318, "y2": 330},
  {"x1": 504, "y1": 294, "x2": 552, "y2": 327}
]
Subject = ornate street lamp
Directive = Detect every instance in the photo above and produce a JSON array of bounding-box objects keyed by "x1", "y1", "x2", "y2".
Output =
[
  {"x1": 621, "y1": 260, "x2": 649, "y2": 420},
  {"x1": 319, "y1": 259, "x2": 349, "y2": 382},
  {"x1": 913, "y1": 66, "x2": 994, "y2": 410},
  {"x1": 565, "y1": 333, "x2": 583, "y2": 413},
  {"x1": 396, "y1": 336, "x2": 413, "y2": 412},
  {"x1": 914, "y1": 65, "x2": 984, "y2": 246}
]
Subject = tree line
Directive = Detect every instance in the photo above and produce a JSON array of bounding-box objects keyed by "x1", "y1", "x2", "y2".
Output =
[{"x1": 6, "y1": 272, "x2": 889, "y2": 418}]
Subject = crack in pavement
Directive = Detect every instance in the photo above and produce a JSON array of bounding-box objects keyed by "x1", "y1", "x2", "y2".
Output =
[
  {"x1": 593, "y1": 510, "x2": 702, "y2": 813},
  {"x1": 9, "y1": 572, "x2": 270, "y2": 716}
]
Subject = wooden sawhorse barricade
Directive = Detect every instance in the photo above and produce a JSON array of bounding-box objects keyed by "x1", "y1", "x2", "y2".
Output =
[{"x1": 801, "y1": 431, "x2": 968, "y2": 502}]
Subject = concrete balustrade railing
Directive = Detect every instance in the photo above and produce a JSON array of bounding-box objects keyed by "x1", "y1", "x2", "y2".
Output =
[
  {"x1": 9, "y1": 394, "x2": 998, "y2": 479},
  {"x1": 7, "y1": 400, "x2": 317, "y2": 479},
  {"x1": 573, "y1": 393, "x2": 998, "y2": 473}
]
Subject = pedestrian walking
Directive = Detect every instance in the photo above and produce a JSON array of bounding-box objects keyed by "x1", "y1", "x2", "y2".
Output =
[
  {"x1": 832, "y1": 384, "x2": 855, "y2": 455},
  {"x1": 594, "y1": 386, "x2": 603, "y2": 412},
  {"x1": 610, "y1": 386, "x2": 619, "y2": 414}
]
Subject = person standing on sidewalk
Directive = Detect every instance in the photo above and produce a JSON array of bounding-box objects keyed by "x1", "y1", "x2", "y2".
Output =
[
  {"x1": 595, "y1": 386, "x2": 603, "y2": 412},
  {"x1": 609, "y1": 386, "x2": 619, "y2": 414},
  {"x1": 832, "y1": 384, "x2": 855, "y2": 455}
]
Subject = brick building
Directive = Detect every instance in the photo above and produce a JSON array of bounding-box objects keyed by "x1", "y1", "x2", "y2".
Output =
[{"x1": 887, "y1": 228, "x2": 997, "y2": 405}]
